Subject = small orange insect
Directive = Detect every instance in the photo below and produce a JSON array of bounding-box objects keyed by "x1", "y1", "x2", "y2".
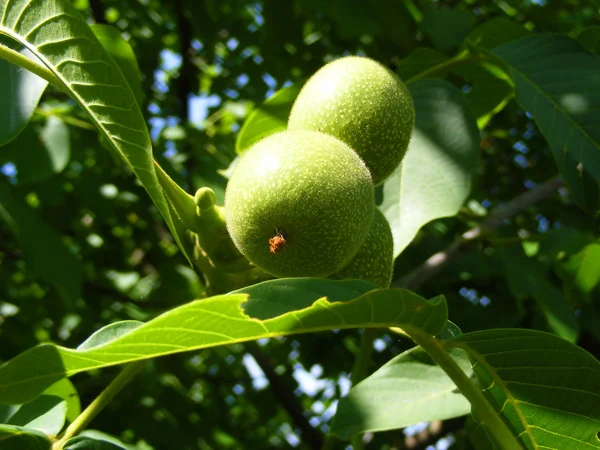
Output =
[{"x1": 269, "y1": 230, "x2": 286, "y2": 254}]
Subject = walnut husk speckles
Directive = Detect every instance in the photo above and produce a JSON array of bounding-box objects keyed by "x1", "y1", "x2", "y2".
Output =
[
  {"x1": 225, "y1": 130, "x2": 374, "y2": 278},
  {"x1": 289, "y1": 56, "x2": 415, "y2": 185}
]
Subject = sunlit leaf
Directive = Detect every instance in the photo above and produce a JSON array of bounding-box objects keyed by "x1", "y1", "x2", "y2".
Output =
[
  {"x1": 449, "y1": 329, "x2": 600, "y2": 449},
  {"x1": 380, "y1": 79, "x2": 480, "y2": 257},
  {"x1": 331, "y1": 347, "x2": 471, "y2": 438},
  {"x1": 0, "y1": 279, "x2": 448, "y2": 404},
  {"x1": 5, "y1": 395, "x2": 66, "y2": 436}
]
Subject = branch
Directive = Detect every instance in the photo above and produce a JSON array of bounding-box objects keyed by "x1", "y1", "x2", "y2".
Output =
[
  {"x1": 396, "y1": 175, "x2": 564, "y2": 291},
  {"x1": 245, "y1": 342, "x2": 324, "y2": 449}
]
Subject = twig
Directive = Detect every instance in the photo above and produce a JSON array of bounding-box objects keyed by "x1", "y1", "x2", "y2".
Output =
[{"x1": 396, "y1": 175, "x2": 564, "y2": 291}]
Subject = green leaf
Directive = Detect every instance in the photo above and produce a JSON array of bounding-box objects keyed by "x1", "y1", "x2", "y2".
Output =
[
  {"x1": 577, "y1": 26, "x2": 600, "y2": 55},
  {"x1": 0, "y1": 47, "x2": 48, "y2": 146},
  {"x1": 2, "y1": 116, "x2": 71, "y2": 185},
  {"x1": 380, "y1": 79, "x2": 480, "y2": 257},
  {"x1": 420, "y1": 6, "x2": 475, "y2": 52},
  {"x1": 449, "y1": 329, "x2": 600, "y2": 449},
  {"x1": 0, "y1": 424, "x2": 52, "y2": 450},
  {"x1": 41, "y1": 379, "x2": 79, "y2": 423},
  {"x1": 331, "y1": 347, "x2": 471, "y2": 438},
  {"x1": 77, "y1": 320, "x2": 143, "y2": 350},
  {"x1": 0, "y1": 0, "x2": 189, "y2": 262},
  {"x1": 499, "y1": 245, "x2": 579, "y2": 342},
  {"x1": 453, "y1": 62, "x2": 513, "y2": 129},
  {"x1": 0, "y1": 279, "x2": 448, "y2": 404},
  {"x1": 493, "y1": 34, "x2": 600, "y2": 213},
  {"x1": 235, "y1": 83, "x2": 302, "y2": 154},
  {"x1": 0, "y1": 181, "x2": 82, "y2": 304},
  {"x1": 465, "y1": 17, "x2": 531, "y2": 52},
  {"x1": 560, "y1": 242, "x2": 600, "y2": 294},
  {"x1": 6, "y1": 395, "x2": 66, "y2": 436},
  {"x1": 397, "y1": 47, "x2": 448, "y2": 81},
  {"x1": 64, "y1": 436, "x2": 126, "y2": 450},
  {"x1": 90, "y1": 24, "x2": 144, "y2": 106}
]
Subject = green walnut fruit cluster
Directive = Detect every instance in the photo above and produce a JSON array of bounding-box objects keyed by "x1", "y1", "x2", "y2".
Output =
[
  {"x1": 289, "y1": 56, "x2": 414, "y2": 186},
  {"x1": 225, "y1": 56, "x2": 413, "y2": 284},
  {"x1": 225, "y1": 130, "x2": 373, "y2": 278}
]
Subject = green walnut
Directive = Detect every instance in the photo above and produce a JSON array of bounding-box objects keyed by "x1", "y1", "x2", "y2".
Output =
[
  {"x1": 288, "y1": 56, "x2": 415, "y2": 185},
  {"x1": 225, "y1": 130, "x2": 374, "y2": 278},
  {"x1": 331, "y1": 208, "x2": 394, "y2": 287}
]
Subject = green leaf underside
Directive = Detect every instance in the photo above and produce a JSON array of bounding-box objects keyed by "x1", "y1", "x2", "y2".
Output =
[
  {"x1": 493, "y1": 34, "x2": 600, "y2": 213},
  {"x1": 0, "y1": 182, "x2": 82, "y2": 304},
  {"x1": 449, "y1": 329, "x2": 600, "y2": 449},
  {"x1": 0, "y1": 46, "x2": 48, "y2": 146},
  {"x1": 0, "y1": 424, "x2": 51, "y2": 450},
  {"x1": 64, "y1": 436, "x2": 127, "y2": 450},
  {"x1": 0, "y1": 0, "x2": 189, "y2": 261},
  {"x1": 331, "y1": 346, "x2": 471, "y2": 439},
  {"x1": 0, "y1": 279, "x2": 448, "y2": 405},
  {"x1": 381, "y1": 79, "x2": 480, "y2": 258},
  {"x1": 4, "y1": 395, "x2": 66, "y2": 436},
  {"x1": 235, "y1": 83, "x2": 302, "y2": 154}
]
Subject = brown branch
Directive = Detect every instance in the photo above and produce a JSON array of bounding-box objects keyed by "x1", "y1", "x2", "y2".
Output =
[
  {"x1": 245, "y1": 342, "x2": 324, "y2": 450},
  {"x1": 396, "y1": 175, "x2": 564, "y2": 291}
]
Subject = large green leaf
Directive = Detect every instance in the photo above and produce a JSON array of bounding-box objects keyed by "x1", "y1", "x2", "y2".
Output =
[
  {"x1": 0, "y1": 46, "x2": 47, "y2": 146},
  {"x1": 235, "y1": 83, "x2": 302, "y2": 154},
  {"x1": 0, "y1": 424, "x2": 51, "y2": 450},
  {"x1": 465, "y1": 17, "x2": 531, "y2": 53},
  {"x1": 449, "y1": 329, "x2": 600, "y2": 449},
  {"x1": 331, "y1": 346, "x2": 471, "y2": 438},
  {"x1": 493, "y1": 34, "x2": 600, "y2": 213},
  {"x1": 0, "y1": 279, "x2": 448, "y2": 405},
  {"x1": 0, "y1": 0, "x2": 189, "y2": 261},
  {"x1": 0, "y1": 181, "x2": 82, "y2": 304},
  {"x1": 380, "y1": 79, "x2": 480, "y2": 257}
]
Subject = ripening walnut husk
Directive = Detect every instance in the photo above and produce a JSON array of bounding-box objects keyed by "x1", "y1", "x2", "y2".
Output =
[
  {"x1": 289, "y1": 55, "x2": 415, "y2": 185},
  {"x1": 225, "y1": 130, "x2": 374, "y2": 278}
]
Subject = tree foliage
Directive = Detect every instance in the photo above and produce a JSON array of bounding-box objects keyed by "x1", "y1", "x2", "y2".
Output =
[{"x1": 0, "y1": 0, "x2": 599, "y2": 449}]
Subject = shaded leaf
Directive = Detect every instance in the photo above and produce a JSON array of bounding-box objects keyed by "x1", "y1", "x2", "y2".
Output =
[
  {"x1": 493, "y1": 34, "x2": 600, "y2": 212},
  {"x1": 235, "y1": 83, "x2": 302, "y2": 154},
  {"x1": 0, "y1": 424, "x2": 52, "y2": 450},
  {"x1": 0, "y1": 279, "x2": 448, "y2": 404},
  {"x1": 0, "y1": 181, "x2": 82, "y2": 304},
  {"x1": 331, "y1": 347, "x2": 471, "y2": 438},
  {"x1": 577, "y1": 26, "x2": 600, "y2": 55},
  {"x1": 465, "y1": 17, "x2": 531, "y2": 52},
  {"x1": 499, "y1": 244, "x2": 579, "y2": 342},
  {"x1": 397, "y1": 47, "x2": 447, "y2": 81},
  {"x1": 0, "y1": 47, "x2": 48, "y2": 146},
  {"x1": 6, "y1": 395, "x2": 66, "y2": 436},
  {"x1": 449, "y1": 329, "x2": 600, "y2": 449},
  {"x1": 64, "y1": 435, "x2": 126, "y2": 450},
  {"x1": 421, "y1": 6, "x2": 475, "y2": 51},
  {"x1": 380, "y1": 79, "x2": 480, "y2": 257}
]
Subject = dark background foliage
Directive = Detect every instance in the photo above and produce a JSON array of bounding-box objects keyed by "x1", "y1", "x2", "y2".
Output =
[{"x1": 1, "y1": 0, "x2": 599, "y2": 448}]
